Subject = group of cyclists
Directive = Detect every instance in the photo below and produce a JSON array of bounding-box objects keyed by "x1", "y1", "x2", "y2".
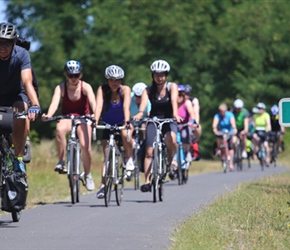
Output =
[
  {"x1": 213, "y1": 99, "x2": 285, "y2": 171},
  {"x1": 0, "y1": 21, "x2": 284, "y2": 205}
]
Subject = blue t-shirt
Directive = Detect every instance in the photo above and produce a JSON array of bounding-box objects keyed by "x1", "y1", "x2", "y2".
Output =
[
  {"x1": 0, "y1": 45, "x2": 31, "y2": 97},
  {"x1": 130, "y1": 92, "x2": 151, "y2": 117},
  {"x1": 214, "y1": 111, "x2": 234, "y2": 132}
]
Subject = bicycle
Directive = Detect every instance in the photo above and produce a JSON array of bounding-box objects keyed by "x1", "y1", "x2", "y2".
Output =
[
  {"x1": 234, "y1": 133, "x2": 243, "y2": 171},
  {"x1": 216, "y1": 130, "x2": 234, "y2": 173},
  {"x1": 144, "y1": 117, "x2": 175, "y2": 203},
  {"x1": 44, "y1": 115, "x2": 94, "y2": 204},
  {"x1": 176, "y1": 124, "x2": 192, "y2": 185},
  {"x1": 132, "y1": 121, "x2": 145, "y2": 190},
  {"x1": 0, "y1": 108, "x2": 28, "y2": 222},
  {"x1": 95, "y1": 123, "x2": 130, "y2": 207},
  {"x1": 256, "y1": 130, "x2": 268, "y2": 171},
  {"x1": 268, "y1": 131, "x2": 278, "y2": 167}
]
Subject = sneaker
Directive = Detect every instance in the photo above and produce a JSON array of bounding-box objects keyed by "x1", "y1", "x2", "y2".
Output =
[
  {"x1": 54, "y1": 160, "x2": 67, "y2": 174},
  {"x1": 242, "y1": 151, "x2": 248, "y2": 159},
  {"x1": 125, "y1": 170, "x2": 132, "y2": 181},
  {"x1": 125, "y1": 158, "x2": 135, "y2": 171},
  {"x1": 96, "y1": 186, "x2": 105, "y2": 199},
  {"x1": 23, "y1": 136, "x2": 31, "y2": 164},
  {"x1": 13, "y1": 158, "x2": 26, "y2": 174},
  {"x1": 85, "y1": 174, "x2": 95, "y2": 191},
  {"x1": 185, "y1": 151, "x2": 192, "y2": 162}
]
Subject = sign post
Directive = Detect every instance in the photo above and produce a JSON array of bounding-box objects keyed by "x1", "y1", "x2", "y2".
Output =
[{"x1": 278, "y1": 98, "x2": 290, "y2": 127}]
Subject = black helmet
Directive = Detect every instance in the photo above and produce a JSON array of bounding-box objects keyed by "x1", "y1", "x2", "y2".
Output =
[
  {"x1": 64, "y1": 60, "x2": 82, "y2": 74},
  {"x1": 0, "y1": 22, "x2": 18, "y2": 40}
]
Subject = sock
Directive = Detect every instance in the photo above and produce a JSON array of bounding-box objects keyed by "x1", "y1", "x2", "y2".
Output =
[{"x1": 17, "y1": 156, "x2": 23, "y2": 161}]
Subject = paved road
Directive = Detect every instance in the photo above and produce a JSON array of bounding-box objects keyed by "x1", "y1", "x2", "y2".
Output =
[{"x1": 0, "y1": 163, "x2": 288, "y2": 250}]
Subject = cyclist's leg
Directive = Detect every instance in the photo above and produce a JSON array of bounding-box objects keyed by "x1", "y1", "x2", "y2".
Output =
[
  {"x1": 55, "y1": 119, "x2": 71, "y2": 160},
  {"x1": 163, "y1": 122, "x2": 178, "y2": 165},
  {"x1": 121, "y1": 123, "x2": 134, "y2": 172},
  {"x1": 77, "y1": 121, "x2": 95, "y2": 191},
  {"x1": 252, "y1": 132, "x2": 259, "y2": 159},
  {"x1": 277, "y1": 131, "x2": 283, "y2": 152},
  {"x1": 228, "y1": 136, "x2": 235, "y2": 170}
]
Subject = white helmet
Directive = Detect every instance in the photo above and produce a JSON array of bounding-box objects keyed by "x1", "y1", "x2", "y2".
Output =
[
  {"x1": 105, "y1": 65, "x2": 125, "y2": 79},
  {"x1": 0, "y1": 22, "x2": 18, "y2": 40},
  {"x1": 257, "y1": 102, "x2": 266, "y2": 110},
  {"x1": 233, "y1": 99, "x2": 244, "y2": 109},
  {"x1": 132, "y1": 82, "x2": 147, "y2": 96},
  {"x1": 150, "y1": 60, "x2": 170, "y2": 73}
]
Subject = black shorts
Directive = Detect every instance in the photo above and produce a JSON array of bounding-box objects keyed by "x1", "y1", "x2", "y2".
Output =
[
  {"x1": 145, "y1": 121, "x2": 177, "y2": 147},
  {"x1": 0, "y1": 93, "x2": 30, "y2": 107}
]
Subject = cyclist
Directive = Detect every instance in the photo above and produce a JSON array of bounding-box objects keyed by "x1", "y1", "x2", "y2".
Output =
[
  {"x1": 94, "y1": 65, "x2": 134, "y2": 198},
  {"x1": 0, "y1": 22, "x2": 41, "y2": 173},
  {"x1": 170, "y1": 84, "x2": 197, "y2": 179},
  {"x1": 130, "y1": 82, "x2": 151, "y2": 117},
  {"x1": 184, "y1": 84, "x2": 201, "y2": 160},
  {"x1": 232, "y1": 99, "x2": 250, "y2": 159},
  {"x1": 134, "y1": 59, "x2": 182, "y2": 192},
  {"x1": 212, "y1": 103, "x2": 237, "y2": 171},
  {"x1": 42, "y1": 60, "x2": 96, "y2": 191},
  {"x1": 252, "y1": 102, "x2": 271, "y2": 165},
  {"x1": 269, "y1": 104, "x2": 285, "y2": 153}
]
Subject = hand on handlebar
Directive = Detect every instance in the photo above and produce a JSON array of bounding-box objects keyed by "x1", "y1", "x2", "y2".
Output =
[
  {"x1": 174, "y1": 114, "x2": 183, "y2": 123},
  {"x1": 133, "y1": 112, "x2": 143, "y2": 122},
  {"x1": 41, "y1": 113, "x2": 51, "y2": 122}
]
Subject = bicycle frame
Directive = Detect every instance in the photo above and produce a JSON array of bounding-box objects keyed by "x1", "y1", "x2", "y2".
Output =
[
  {"x1": 144, "y1": 117, "x2": 175, "y2": 203},
  {"x1": 96, "y1": 123, "x2": 128, "y2": 207},
  {"x1": 234, "y1": 133, "x2": 243, "y2": 171}
]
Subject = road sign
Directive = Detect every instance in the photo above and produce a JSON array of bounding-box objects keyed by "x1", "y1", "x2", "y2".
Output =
[{"x1": 279, "y1": 98, "x2": 290, "y2": 127}]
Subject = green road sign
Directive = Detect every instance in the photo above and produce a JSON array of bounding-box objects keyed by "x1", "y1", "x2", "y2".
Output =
[{"x1": 279, "y1": 98, "x2": 290, "y2": 127}]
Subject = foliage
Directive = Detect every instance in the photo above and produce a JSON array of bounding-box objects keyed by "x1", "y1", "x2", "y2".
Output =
[{"x1": 4, "y1": 0, "x2": 290, "y2": 157}]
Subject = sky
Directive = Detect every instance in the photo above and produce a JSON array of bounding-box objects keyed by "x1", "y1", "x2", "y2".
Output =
[{"x1": 0, "y1": 1, "x2": 6, "y2": 22}]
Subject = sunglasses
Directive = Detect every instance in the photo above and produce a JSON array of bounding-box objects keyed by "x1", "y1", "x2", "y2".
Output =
[
  {"x1": 67, "y1": 73, "x2": 81, "y2": 79},
  {"x1": 0, "y1": 40, "x2": 14, "y2": 47}
]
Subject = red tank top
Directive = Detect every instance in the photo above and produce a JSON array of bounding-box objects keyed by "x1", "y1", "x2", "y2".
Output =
[{"x1": 61, "y1": 81, "x2": 90, "y2": 116}]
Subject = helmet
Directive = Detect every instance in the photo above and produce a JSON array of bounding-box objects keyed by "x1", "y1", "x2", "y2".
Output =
[
  {"x1": 252, "y1": 107, "x2": 259, "y2": 114},
  {"x1": 132, "y1": 82, "x2": 147, "y2": 96},
  {"x1": 0, "y1": 22, "x2": 18, "y2": 40},
  {"x1": 150, "y1": 60, "x2": 170, "y2": 73},
  {"x1": 64, "y1": 60, "x2": 82, "y2": 74},
  {"x1": 257, "y1": 102, "x2": 266, "y2": 110},
  {"x1": 105, "y1": 65, "x2": 125, "y2": 79},
  {"x1": 233, "y1": 99, "x2": 244, "y2": 109},
  {"x1": 178, "y1": 84, "x2": 186, "y2": 92},
  {"x1": 271, "y1": 104, "x2": 279, "y2": 115},
  {"x1": 184, "y1": 84, "x2": 192, "y2": 94}
]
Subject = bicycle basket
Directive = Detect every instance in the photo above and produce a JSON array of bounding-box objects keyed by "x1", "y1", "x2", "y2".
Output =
[{"x1": 0, "y1": 107, "x2": 13, "y2": 134}]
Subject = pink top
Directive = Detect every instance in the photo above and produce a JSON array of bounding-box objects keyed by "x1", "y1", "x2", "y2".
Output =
[{"x1": 178, "y1": 102, "x2": 190, "y2": 124}]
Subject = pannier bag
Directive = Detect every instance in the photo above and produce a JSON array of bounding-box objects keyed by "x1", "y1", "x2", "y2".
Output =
[
  {"x1": 1, "y1": 172, "x2": 28, "y2": 212},
  {"x1": 0, "y1": 106, "x2": 14, "y2": 134}
]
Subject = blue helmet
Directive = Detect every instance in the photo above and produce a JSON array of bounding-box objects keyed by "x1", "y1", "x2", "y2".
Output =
[
  {"x1": 271, "y1": 104, "x2": 279, "y2": 115},
  {"x1": 178, "y1": 84, "x2": 186, "y2": 92}
]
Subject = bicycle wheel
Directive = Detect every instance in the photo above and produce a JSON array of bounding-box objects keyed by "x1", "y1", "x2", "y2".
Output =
[
  {"x1": 133, "y1": 148, "x2": 140, "y2": 190},
  {"x1": 236, "y1": 143, "x2": 243, "y2": 171},
  {"x1": 177, "y1": 145, "x2": 182, "y2": 185},
  {"x1": 104, "y1": 148, "x2": 113, "y2": 207},
  {"x1": 272, "y1": 142, "x2": 277, "y2": 167},
  {"x1": 115, "y1": 152, "x2": 124, "y2": 206},
  {"x1": 11, "y1": 211, "x2": 21, "y2": 222},
  {"x1": 68, "y1": 144, "x2": 79, "y2": 204},
  {"x1": 152, "y1": 145, "x2": 159, "y2": 203}
]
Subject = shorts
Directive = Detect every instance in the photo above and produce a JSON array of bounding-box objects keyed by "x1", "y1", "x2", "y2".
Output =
[
  {"x1": 0, "y1": 93, "x2": 30, "y2": 107},
  {"x1": 216, "y1": 135, "x2": 234, "y2": 150},
  {"x1": 145, "y1": 121, "x2": 177, "y2": 147}
]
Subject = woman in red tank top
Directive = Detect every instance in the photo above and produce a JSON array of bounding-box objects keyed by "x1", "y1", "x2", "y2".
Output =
[{"x1": 42, "y1": 60, "x2": 96, "y2": 191}]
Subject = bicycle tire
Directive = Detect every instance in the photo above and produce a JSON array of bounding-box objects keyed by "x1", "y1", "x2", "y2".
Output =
[
  {"x1": 115, "y1": 154, "x2": 124, "y2": 206},
  {"x1": 11, "y1": 211, "x2": 21, "y2": 222},
  {"x1": 182, "y1": 168, "x2": 189, "y2": 184},
  {"x1": 236, "y1": 142, "x2": 243, "y2": 171},
  {"x1": 152, "y1": 145, "x2": 159, "y2": 203},
  {"x1": 104, "y1": 147, "x2": 113, "y2": 207},
  {"x1": 272, "y1": 142, "x2": 277, "y2": 167},
  {"x1": 68, "y1": 144, "x2": 78, "y2": 204},
  {"x1": 133, "y1": 148, "x2": 140, "y2": 190},
  {"x1": 177, "y1": 145, "x2": 182, "y2": 185}
]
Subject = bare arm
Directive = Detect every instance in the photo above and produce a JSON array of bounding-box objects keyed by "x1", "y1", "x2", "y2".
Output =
[
  {"x1": 22, "y1": 68, "x2": 40, "y2": 107},
  {"x1": 122, "y1": 86, "x2": 131, "y2": 123},
  {"x1": 170, "y1": 82, "x2": 179, "y2": 119},
  {"x1": 133, "y1": 88, "x2": 148, "y2": 121},
  {"x1": 185, "y1": 99, "x2": 196, "y2": 121},
  {"x1": 243, "y1": 117, "x2": 249, "y2": 133},
  {"x1": 44, "y1": 85, "x2": 62, "y2": 118},
  {"x1": 212, "y1": 117, "x2": 219, "y2": 135},
  {"x1": 192, "y1": 97, "x2": 200, "y2": 124},
  {"x1": 83, "y1": 82, "x2": 96, "y2": 113},
  {"x1": 94, "y1": 86, "x2": 104, "y2": 123},
  {"x1": 230, "y1": 116, "x2": 237, "y2": 135}
]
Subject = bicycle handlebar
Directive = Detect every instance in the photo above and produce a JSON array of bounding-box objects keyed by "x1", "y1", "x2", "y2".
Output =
[{"x1": 43, "y1": 115, "x2": 94, "y2": 123}]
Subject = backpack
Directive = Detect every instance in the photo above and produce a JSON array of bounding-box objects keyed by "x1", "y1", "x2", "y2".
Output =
[{"x1": 1, "y1": 172, "x2": 28, "y2": 212}]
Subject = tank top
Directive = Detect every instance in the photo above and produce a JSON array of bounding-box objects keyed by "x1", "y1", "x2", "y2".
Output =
[
  {"x1": 148, "y1": 82, "x2": 173, "y2": 118},
  {"x1": 61, "y1": 81, "x2": 90, "y2": 116},
  {"x1": 102, "y1": 87, "x2": 125, "y2": 125},
  {"x1": 178, "y1": 102, "x2": 190, "y2": 124}
]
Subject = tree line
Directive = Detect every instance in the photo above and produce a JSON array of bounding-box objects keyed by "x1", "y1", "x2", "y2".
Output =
[{"x1": 5, "y1": 0, "x2": 290, "y2": 157}]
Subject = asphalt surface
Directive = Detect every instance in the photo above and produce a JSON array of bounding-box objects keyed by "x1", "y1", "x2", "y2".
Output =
[{"x1": 0, "y1": 163, "x2": 288, "y2": 250}]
